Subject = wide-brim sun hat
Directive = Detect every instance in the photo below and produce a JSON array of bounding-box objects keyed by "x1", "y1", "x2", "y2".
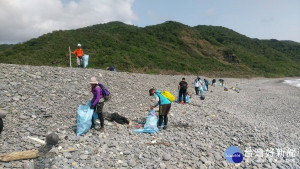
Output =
[{"x1": 89, "y1": 77, "x2": 98, "y2": 84}]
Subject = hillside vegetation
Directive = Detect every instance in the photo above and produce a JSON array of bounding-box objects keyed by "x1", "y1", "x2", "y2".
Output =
[{"x1": 0, "y1": 21, "x2": 299, "y2": 77}]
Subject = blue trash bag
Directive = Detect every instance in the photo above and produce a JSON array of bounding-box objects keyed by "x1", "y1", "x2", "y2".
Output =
[
  {"x1": 134, "y1": 109, "x2": 159, "y2": 133},
  {"x1": 88, "y1": 101, "x2": 98, "y2": 125},
  {"x1": 186, "y1": 96, "x2": 191, "y2": 103},
  {"x1": 76, "y1": 104, "x2": 94, "y2": 136},
  {"x1": 199, "y1": 86, "x2": 204, "y2": 95},
  {"x1": 83, "y1": 55, "x2": 89, "y2": 68},
  {"x1": 177, "y1": 90, "x2": 180, "y2": 102},
  {"x1": 203, "y1": 84, "x2": 207, "y2": 91},
  {"x1": 177, "y1": 90, "x2": 190, "y2": 103},
  {"x1": 219, "y1": 82, "x2": 222, "y2": 86}
]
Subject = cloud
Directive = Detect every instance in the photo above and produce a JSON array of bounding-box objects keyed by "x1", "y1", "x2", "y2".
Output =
[{"x1": 0, "y1": 0, "x2": 137, "y2": 44}]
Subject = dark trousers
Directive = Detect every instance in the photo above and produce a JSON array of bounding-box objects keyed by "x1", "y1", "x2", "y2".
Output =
[
  {"x1": 92, "y1": 102, "x2": 104, "y2": 128},
  {"x1": 206, "y1": 84, "x2": 209, "y2": 90},
  {"x1": 179, "y1": 89, "x2": 187, "y2": 103},
  {"x1": 158, "y1": 104, "x2": 171, "y2": 126},
  {"x1": 195, "y1": 87, "x2": 199, "y2": 95}
]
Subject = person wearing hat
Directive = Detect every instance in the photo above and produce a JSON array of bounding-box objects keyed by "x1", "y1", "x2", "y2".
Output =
[
  {"x1": 72, "y1": 44, "x2": 84, "y2": 67},
  {"x1": 90, "y1": 77, "x2": 105, "y2": 133},
  {"x1": 149, "y1": 88, "x2": 172, "y2": 130}
]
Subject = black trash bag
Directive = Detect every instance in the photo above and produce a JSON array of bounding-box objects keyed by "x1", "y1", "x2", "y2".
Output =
[
  {"x1": 0, "y1": 118, "x2": 3, "y2": 134},
  {"x1": 110, "y1": 113, "x2": 129, "y2": 124},
  {"x1": 200, "y1": 95, "x2": 205, "y2": 100}
]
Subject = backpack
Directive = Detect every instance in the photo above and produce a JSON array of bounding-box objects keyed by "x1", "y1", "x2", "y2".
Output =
[
  {"x1": 157, "y1": 91, "x2": 175, "y2": 102},
  {"x1": 98, "y1": 83, "x2": 111, "y2": 101},
  {"x1": 180, "y1": 81, "x2": 187, "y2": 90}
]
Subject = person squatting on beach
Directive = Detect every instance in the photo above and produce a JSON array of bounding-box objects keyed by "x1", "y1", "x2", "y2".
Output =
[
  {"x1": 90, "y1": 77, "x2": 105, "y2": 133},
  {"x1": 193, "y1": 78, "x2": 201, "y2": 95},
  {"x1": 178, "y1": 78, "x2": 188, "y2": 104},
  {"x1": 219, "y1": 79, "x2": 224, "y2": 86},
  {"x1": 149, "y1": 89, "x2": 171, "y2": 130},
  {"x1": 212, "y1": 79, "x2": 216, "y2": 86},
  {"x1": 72, "y1": 44, "x2": 84, "y2": 67}
]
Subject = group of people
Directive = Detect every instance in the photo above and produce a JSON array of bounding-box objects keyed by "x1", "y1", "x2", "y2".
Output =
[
  {"x1": 193, "y1": 77, "x2": 225, "y2": 94},
  {"x1": 87, "y1": 72, "x2": 224, "y2": 133},
  {"x1": 89, "y1": 76, "x2": 193, "y2": 132}
]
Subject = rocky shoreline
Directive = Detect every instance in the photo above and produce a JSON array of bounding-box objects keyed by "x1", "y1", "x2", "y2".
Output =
[{"x1": 0, "y1": 64, "x2": 299, "y2": 169}]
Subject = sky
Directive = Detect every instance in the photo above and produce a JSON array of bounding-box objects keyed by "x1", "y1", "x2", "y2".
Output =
[{"x1": 0, "y1": 0, "x2": 299, "y2": 44}]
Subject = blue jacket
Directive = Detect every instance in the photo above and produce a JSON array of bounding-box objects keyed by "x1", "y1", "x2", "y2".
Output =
[{"x1": 154, "y1": 90, "x2": 171, "y2": 106}]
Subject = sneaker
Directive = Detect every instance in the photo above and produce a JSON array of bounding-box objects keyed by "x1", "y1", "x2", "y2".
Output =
[
  {"x1": 163, "y1": 125, "x2": 167, "y2": 130},
  {"x1": 158, "y1": 126, "x2": 161, "y2": 130},
  {"x1": 180, "y1": 101, "x2": 184, "y2": 104},
  {"x1": 99, "y1": 127, "x2": 105, "y2": 133},
  {"x1": 90, "y1": 124, "x2": 95, "y2": 129}
]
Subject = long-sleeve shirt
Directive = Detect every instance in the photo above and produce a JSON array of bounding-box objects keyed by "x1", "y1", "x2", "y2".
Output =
[
  {"x1": 152, "y1": 90, "x2": 171, "y2": 107},
  {"x1": 91, "y1": 85, "x2": 103, "y2": 107},
  {"x1": 73, "y1": 48, "x2": 84, "y2": 58},
  {"x1": 193, "y1": 80, "x2": 201, "y2": 87}
]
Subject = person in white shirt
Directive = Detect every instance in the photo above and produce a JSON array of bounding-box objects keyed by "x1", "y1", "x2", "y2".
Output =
[{"x1": 193, "y1": 78, "x2": 201, "y2": 95}]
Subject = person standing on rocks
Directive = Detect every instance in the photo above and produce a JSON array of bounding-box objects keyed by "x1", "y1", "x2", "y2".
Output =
[
  {"x1": 149, "y1": 89, "x2": 171, "y2": 130},
  {"x1": 90, "y1": 77, "x2": 105, "y2": 133},
  {"x1": 178, "y1": 78, "x2": 188, "y2": 104},
  {"x1": 72, "y1": 44, "x2": 84, "y2": 67},
  {"x1": 204, "y1": 79, "x2": 209, "y2": 90},
  {"x1": 193, "y1": 78, "x2": 201, "y2": 95}
]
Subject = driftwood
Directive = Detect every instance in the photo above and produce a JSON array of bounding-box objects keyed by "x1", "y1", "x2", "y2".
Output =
[
  {"x1": 146, "y1": 142, "x2": 172, "y2": 146},
  {"x1": 27, "y1": 136, "x2": 46, "y2": 145},
  {"x1": 0, "y1": 150, "x2": 39, "y2": 162}
]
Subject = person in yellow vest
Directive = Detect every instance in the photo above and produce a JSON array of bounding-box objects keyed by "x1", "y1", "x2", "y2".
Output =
[{"x1": 72, "y1": 44, "x2": 84, "y2": 67}]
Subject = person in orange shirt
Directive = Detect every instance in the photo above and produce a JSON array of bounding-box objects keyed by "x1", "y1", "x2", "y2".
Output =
[{"x1": 72, "y1": 44, "x2": 84, "y2": 67}]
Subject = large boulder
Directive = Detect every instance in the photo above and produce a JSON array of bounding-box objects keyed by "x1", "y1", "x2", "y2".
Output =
[{"x1": 0, "y1": 109, "x2": 7, "y2": 118}]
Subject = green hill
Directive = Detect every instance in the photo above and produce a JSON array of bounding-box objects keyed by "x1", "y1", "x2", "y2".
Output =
[{"x1": 0, "y1": 21, "x2": 299, "y2": 77}]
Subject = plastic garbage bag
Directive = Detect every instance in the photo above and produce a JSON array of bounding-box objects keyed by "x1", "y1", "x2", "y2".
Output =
[
  {"x1": 83, "y1": 55, "x2": 89, "y2": 68},
  {"x1": 134, "y1": 109, "x2": 158, "y2": 133},
  {"x1": 203, "y1": 84, "x2": 207, "y2": 91},
  {"x1": 199, "y1": 86, "x2": 204, "y2": 95},
  {"x1": 88, "y1": 101, "x2": 98, "y2": 125},
  {"x1": 76, "y1": 104, "x2": 94, "y2": 136},
  {"x1": 177, "y1": 90, "x2": 190, "y2": 103},
  {"x1": 186, "y1": 96, "x2": 191, "y2": 103}
]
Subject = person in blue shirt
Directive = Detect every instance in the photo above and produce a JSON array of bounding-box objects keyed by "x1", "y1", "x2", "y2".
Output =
[
  {"x1": 204, "y1": 79, "x2": 209, "y2": 90},
  {"x1": 149, "y1": 88, "x2": 171, "y2": 130}
]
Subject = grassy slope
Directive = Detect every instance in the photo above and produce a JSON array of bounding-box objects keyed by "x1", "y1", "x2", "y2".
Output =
[{"x1": 0, "y1": 21, "x2": 299, "y2": 77}]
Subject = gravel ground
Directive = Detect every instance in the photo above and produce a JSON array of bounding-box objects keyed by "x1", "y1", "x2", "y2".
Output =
[{"x1": 0, "y1": 63, "x2": 299, "y2": 169}]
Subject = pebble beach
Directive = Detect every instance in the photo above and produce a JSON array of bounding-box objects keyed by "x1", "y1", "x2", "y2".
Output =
[{"x1": 0, "y1": 63, "x2": 299, "y2": 169}]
